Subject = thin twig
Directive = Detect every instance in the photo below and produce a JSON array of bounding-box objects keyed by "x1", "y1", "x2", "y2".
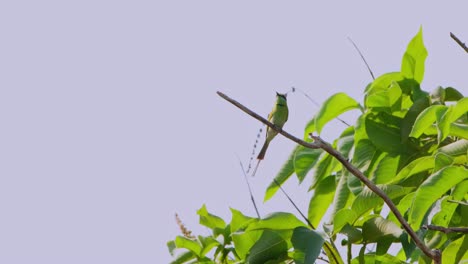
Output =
[
  {"x1": 423, "y1": 225, "x2": 468, "y2": 234},
  {"x1": 450, "y1": 32, "x2": 468, "y2": 53},
  {"x1": 273, "y1": 179, "x2": 315, "y2": 229},
  {"x1": 217, "y1": 91, "x2": 440, "y2": 263},
  {"x1": 347, "y1": 37, "x2": 375, "y2": 80},
  {"x1": 236, "y1": 155, "x2": 261, "y2": 218},
  {"x1": 291, "y1": 87, "x2": 351, "y2": 127}
]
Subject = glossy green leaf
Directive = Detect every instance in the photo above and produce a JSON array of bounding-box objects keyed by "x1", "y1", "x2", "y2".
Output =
[
  {"x1": 230, "y1": 208, "x2": 256, "y2": 233},
  {"x1": 401, "y1": 26, "x2": 428, "y2": 84},
  {"x1": 450, "y1": 97, "x2": 468, "y2": 122},
  {"x1": 309, "y1": 153, "x2": 334, "y2": 189},
  {"x1": 432, "y1": 180, "x2": 468, "y2": 227},
  {"x1": 442, "y1": 235, "x2": 468, "y2": 264},
  {"x1": 366, "y1": 81, "x2": 402, "y2": 109},
  {"x1": 175, "y1": 236, "x2": 201, "y2": 256},
  {"x1": 409, "y1": 105, "x2": 447, "y2": 138},
  {"x1": 438, "y1": 139, "x2": 468, "y2": 156},
  {"x1": 408, "y1": 166, "x2": 468, "y2": 230},
  {"x1": 332, "y1": 209, "x2": 358, "y2": 235},
  {"x1": 308, "y1": 176, "x2": 336, "y2": 227},
  {"x1": 197, "y1": 204, "x2": 226, "y2": 230},
  {"x1": 231, "y1": 230, "x2": 262, "y2": 259},
  {"x1": 352, "y1": 185, "x2": 411, "y2": 217},
  {"x1": 198, "y1": 236, "x2": 220, "y2": 257},
  {"x1": 365, "y1": 72, "x2": 404, "y2": 95},
  {"x1": 246, "y1": 230, "x2": 288, "y2": 264},
  {"x1": 450, "y1": 123, "x2": 468, "y2": 139},
  {"x1": 246, "y1": 212, "x2": 307, "y2": 231},
  {"x1": 351, "y1": 253, "x2": 408, "y2": 264},
  {"x1": 264, "y1": 145, "x2": 299, "y2": 202},
  {"x1": 330, "y1": 171, "x2": 352, "y2": 217},
  {"x1": 372, "y1": 153, "x2": 400, "y2": 184},
  {"x1": 291, "y1": 227, "x2": 325, "y2": 264},
  {"x1": 169, "y1": 250, "x2": 197, "y2": 264},
  {"x1": 362, "y1": 217, "x2": 403, "y2": 243},
  {"x1": 293, "y1": 146, "x2": 322, "y2": 183},
  {"x1": 315, "y1": 93, "x2": 360, "y2": 134},
  {"x1": 391, "y1": 156, "x2": 433, "y2": 184}
]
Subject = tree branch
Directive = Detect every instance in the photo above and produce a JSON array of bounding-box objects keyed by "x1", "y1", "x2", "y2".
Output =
[
  {"x1": 450, "y1": 32, "x2": 468, "y2": 53},
  {"x1": 217, "y1": 91, "x2": 440, "y2": 262},
  {"x1": 423, "y1": 225, "x2": 468, "y2": 234}
]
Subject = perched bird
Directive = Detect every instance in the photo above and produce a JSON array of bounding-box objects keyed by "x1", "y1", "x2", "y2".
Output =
[{"x1": 252, "y1": 92, "x2": 289, "y2": 176}]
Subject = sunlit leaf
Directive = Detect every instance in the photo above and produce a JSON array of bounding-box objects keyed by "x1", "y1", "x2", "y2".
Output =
[
  {"x1": 246, "y1": 212, "x2": 307, "y2": 231},
  {"x1": 409, "y1": 105, "x2": 447, "y2": 139},
  {"x1": 315, "y1": 93, "x2": 360, "y2": 134},
  {"x1": 293, "y1": 146, "x2": 322, "y2": 183},
  {"x1": 175, "y1": 236, "x2": 201, "y2": 256},
  {"x1": 197, "y1": 204, "x2": 226, "y2": 230},
  {"x1": 401, "y1": 26, "x2": 428, "y2": 84},
  {"x1": 408, "y1": 166, "x2": 468, "y2": 230},
  {"x1": 308, "y1": 176, "x2": 336, "y2": 227},
  {"x1": 264, "y1": 145, "x2": 299, "y2": 202},
  {"x1": 362, "y1": 217, "x2": 403, "y2": 243}
]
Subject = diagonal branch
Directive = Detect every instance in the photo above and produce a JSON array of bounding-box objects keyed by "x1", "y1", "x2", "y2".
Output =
[
  {"x1": 423, "y1": 225, "x2": 468, "y2": 234},
  {"x1": 217, "y1": 91, "x2": 440, "y2": 262},
  {"x1": 450, "y1": 32, "x2": 468, "y2": 53}
]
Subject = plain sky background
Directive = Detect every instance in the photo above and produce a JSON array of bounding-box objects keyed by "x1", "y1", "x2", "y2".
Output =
[{"x1": 0, "y1": 1, "x2": 467, "y2": 263}]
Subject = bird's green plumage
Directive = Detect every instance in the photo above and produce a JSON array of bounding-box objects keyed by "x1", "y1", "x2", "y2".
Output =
[{"x1": 257, "y1": 92, "x2": 289, "y2": 160}]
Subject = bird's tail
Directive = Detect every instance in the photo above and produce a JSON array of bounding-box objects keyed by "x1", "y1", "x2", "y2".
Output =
[{"x1": 257, "y1": 141, "x2": 269, "y2": 160}]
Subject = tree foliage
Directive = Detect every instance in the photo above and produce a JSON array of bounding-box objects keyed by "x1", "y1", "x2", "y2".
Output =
[{"x1": 168, "y1": 28, "x2": 468, "y2": 264}]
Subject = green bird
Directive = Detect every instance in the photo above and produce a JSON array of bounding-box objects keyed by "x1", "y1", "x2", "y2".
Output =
[{"x1": 252, "y1": 92, "x2": 289, "y2": 176}]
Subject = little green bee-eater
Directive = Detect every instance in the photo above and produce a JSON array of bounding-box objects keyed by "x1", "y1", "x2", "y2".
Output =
[{"x1": 252, "y1": 92, "x2": 289, "y2": 176}]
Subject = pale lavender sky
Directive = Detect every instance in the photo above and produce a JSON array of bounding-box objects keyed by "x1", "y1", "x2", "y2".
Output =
[{"x1": 0, "y1": 1, "x2": 467, "y2": 263}]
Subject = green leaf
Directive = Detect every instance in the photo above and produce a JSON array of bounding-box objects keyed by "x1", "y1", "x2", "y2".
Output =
[
  {"x1": 434, "y1": 152, "x2": 454, "y2": 171},
  {"x1": 442, "y1": 235, "x2": 468, "y2": 264},
  {"x1": 401, "y1": 97, "x2": 430, "y2": 142},
  {"x1": 409, "y1": 105, "x2": 447, "y2": 138},
  {"x1": 230, "y1": 208, "x2": 257, "y2": 233},
  {"x1": 332, "y1": 209, "x2": 358, "y2": 235},
  {"x1": 432, "y1": 180, "x2": 468, "y2": 227},
  {"x1": 438, "y1": 139, "x2": 468, "y2": 157},
  {"x1": 323, "y1": 241, "x2": 345, "y2": 264},
  {"x1": 408, "y1": 166, "x2": 468, "y2": 230},
  {"x1": 450, "y1": 123, "x2": 468, "y2": 139},
  {"x1": 450, "y1": 97, "x2": 468, "y2": 122},
  {"x1": 169, "y1": 250, "x2": 197, "y2": 264},
  {"x1": 175, "y1": 236, "x2": 202, "y2": 256},
  {"x1": 303, "y1": 117, "x2": 316, "y2": 141},
  {"x1": 372, "y1": 153, "x2": 400, "y2": 184},
  {"x1": 232, "y1": 230, "x2": 262, "y2": 259},
  {"x1": 362, "y1": 217, "x2": 403, "y2": 243},
  {"x1": 264, "y1": 145, "x2": 299, "y2": 202},
  {"x1": 351, "y1": 253, "x2": 408, "y2": 264},
  {"x1": 308, "y1": 176, "x2": 336, "y2": 227},
  {"x1": 246, "y1": 230, "x2": 288, "y2": 264},
  {"x1": 293, "y1": 146, "x2": 323, "y2": 183},
  {"x1": 366, "y1": 81, "x2": 402, "y2": 110},
  {"x1": 309, "y1": 153, "x2": 335, "y2": 189},
  {"x1": 365, "y1": 112, "x2": 404, "y2": 153},
  {"x1": 352, "y1": 185, "x2": 411, "y2": 217},
  {"x1": 401, "y1": 26, "x2": 428, "y2": 84},
  {"x1": 391, "y1": 156, "x2": 434, "y2": 184},
  {"x1": 365, "y1": 72, "x2": 404, "y2": 96},
  {"x1": 330, "y1": 171, "x2": 352, "y2": 217},
  {"x1": 444, "y1": 87, "x2": 464, "y2": 101},
  {"x1": 198, "y1": 236, "x2": 220, "y2": 257},
  {"x1": 430, "y1": 86, "x2": 446, "y2": 104},
  {"x1": 197, "y1": 204, "x2": 226, "y2": 230},
  {"x1": 246, "y1": 212, "x2": 307, "y2": 231},
  {"x1": 291, "y1": 227, "x2": 325, "y2": 264},
  {"x1": 340, "y1": 224, "x2": 363, "y2": 243},
  {"x1": 315, "y1": 92, "x2": 360, "y2": 134}
]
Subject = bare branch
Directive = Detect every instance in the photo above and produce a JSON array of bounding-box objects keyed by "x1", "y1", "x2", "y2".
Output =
[
  {"x1": 217, "y1": 91, "x2": 440, "y2": 262},
  {"x1": 423, "y1": 225, "x2": 468, "y2": 234},
  {"x1": 450, "y1": 32, "x2": 468, "y2": 53}
]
